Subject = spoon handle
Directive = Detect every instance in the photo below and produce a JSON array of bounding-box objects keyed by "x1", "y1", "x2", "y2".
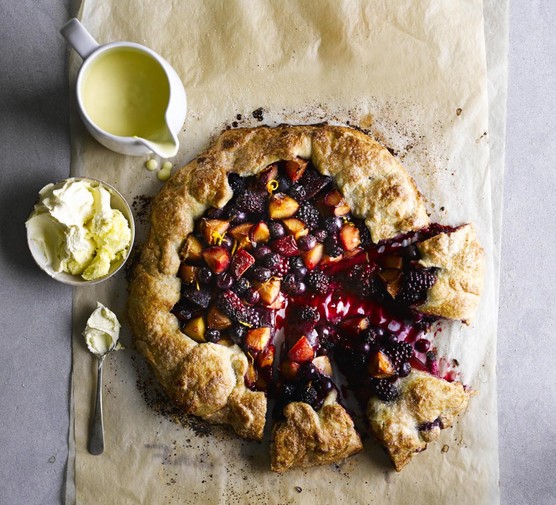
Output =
[{"x1": 88, "y1": 356, "x2": 105, "y2": 455}]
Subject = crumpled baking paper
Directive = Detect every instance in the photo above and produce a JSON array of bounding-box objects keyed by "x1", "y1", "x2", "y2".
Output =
[{"x1": 65, "y1": 1, "x2": 504, "y2": 503}]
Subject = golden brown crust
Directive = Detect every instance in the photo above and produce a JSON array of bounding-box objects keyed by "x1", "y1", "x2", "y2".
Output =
[
  {"x1": 417, "y1": 224, "x2": 484, "y2": 323},
  {"x1": 128, "y1": 125, "x2": 431, "y2": 442},
  {"x1": 271, "y1": 393, "x2": 363, "y2": 473},
  {"x1": 366, "y1": 370, "x2": 472, "y2": 471}
]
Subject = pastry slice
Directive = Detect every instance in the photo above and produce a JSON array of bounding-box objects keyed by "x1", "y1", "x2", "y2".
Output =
[
  {"x1": 271, "y1": 390, "x2": 362, "y2": 473},
  {"x1": 366, "y1": 370, "x2": 473, "y2": 471}
]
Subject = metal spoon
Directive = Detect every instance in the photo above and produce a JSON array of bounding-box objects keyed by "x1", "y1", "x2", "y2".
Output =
[
  {"x1": 88, "y1": 353, "x2": 106, "y2": 455},
  {"x1": 82, "y1": 302, "x2": 123, "y2": 456}
]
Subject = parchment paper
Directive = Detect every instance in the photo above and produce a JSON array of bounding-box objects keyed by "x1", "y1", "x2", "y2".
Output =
[{"x1": 66, "y1": 1, "x2": 502, "y2": 503}]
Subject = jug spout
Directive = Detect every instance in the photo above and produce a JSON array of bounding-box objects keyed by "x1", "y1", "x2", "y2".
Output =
[{"x1": 135, "y1": 126, "x2": 179, "y2": 158}]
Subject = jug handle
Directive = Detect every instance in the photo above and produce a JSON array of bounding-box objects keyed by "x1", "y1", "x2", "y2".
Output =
[{"x1": 60, "y1": 18, "x2": 99, "y2": 60}]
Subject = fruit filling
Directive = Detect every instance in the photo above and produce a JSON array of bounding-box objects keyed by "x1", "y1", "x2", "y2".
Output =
[{"x1": 172, "y1": 159, "x2": 458, "y2": 407}]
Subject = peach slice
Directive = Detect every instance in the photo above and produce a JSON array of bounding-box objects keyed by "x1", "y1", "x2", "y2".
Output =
[
  {"x1": 179, "y1": 264, "x2": 198, "y2": 285},
  {"x1": 288, "y1": 336, "x2": 314, "y2": 363},
  {"x1": 269, "y1": 193, "x2": 299, "y2": 219},
  {"x1": 207, "y1": 305, "x2": 232, "y2": 330},
  {"x1": 180, "y1": 234, "x2": 203, "y2": 262},
  {"x1": 255, "y1": 278, "x2": 281, "y2": 305},
  {"x1": 199, "y1": 218, "x2": 230, "y2": 245},
  {"x1": 339, "y1": 223, "x2": 361, "y2": 251},
  {"x1": 282, "y1": 218, "x2": 309, "y2": 239},
  {"x1": 323, "y1": 189, "x2": 351, "y2": 216},
  {"x1": 249, "y1": 221, "x2": 271, "y2": 243},
  {"x1": 283, "y1": 158, "x2": 308, "y2": 182},
  {"x1": 202, "y1": 246, "x2": 231, "y2": 274},
  {"x1": 184, "y1": 316, "x2": 206, "y2": 343},
  {"x1": 368, "y1": 351, "x2": 396, "y2": 379},
  {"x1": 312, "y1": 355, "x2": 333, "y2": 376},
  {"x1": 245, "y1": 327, "x2": 272, "y2": 352},
  {"x1": 301, "y1": 242, "x2": 324, "y2": 270}
]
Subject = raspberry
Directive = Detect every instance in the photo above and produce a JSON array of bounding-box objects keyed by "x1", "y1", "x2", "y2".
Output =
[
  {"x1": 216, "y1": 290, "x2": 247, "y2": 322},
  {"x1": 306, "y1": 270, "x2": 330, "y2": 294},
  {"x1": 397, "y1": 268, "x2": 437, "y2": 304},
  {"x1": 373, "y1": 379, "x2": 399, "y2": 402},
  {"x1": 235, "y1": 189, "x2": 267, "y2": 215},
  {"x1": 296, "y1": 202, "x2": 320, "y2": 230}
]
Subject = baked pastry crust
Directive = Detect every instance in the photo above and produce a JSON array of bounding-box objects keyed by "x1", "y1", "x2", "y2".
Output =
[
  {"x1": 366, "y1": 370, "x2": 472, "y2": 471},
  {"x1": 128, "y1": 125, "x2": 431, "y2": 439},
  {"x1": 417, "y1": 224, "x2": 484, "y2": 323},
  {"x1": 271, "y1": 392, "x2": 363, "y2": 473},
  {"x1": 127, "y1": 124, "x2": 483, "y2": 470}
]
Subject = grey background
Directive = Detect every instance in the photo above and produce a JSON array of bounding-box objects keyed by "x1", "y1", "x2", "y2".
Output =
[{"x1": 0, "y1": 1, "x2": 553, "y2": 504}]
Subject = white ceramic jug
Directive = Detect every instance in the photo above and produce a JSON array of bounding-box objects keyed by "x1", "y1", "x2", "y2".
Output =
[{"x1": 61, "y1": 18, "x2": 187, "y2": 158}]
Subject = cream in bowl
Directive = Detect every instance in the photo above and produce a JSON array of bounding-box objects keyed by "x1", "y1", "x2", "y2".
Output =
[{"x1": 26, "y1": 177, "x2": 134, "y2": 285}]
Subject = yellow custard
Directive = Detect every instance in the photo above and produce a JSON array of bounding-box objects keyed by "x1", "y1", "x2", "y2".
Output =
[{"x1": 81, "y1": 48, "x2": 170, "y2": 138}]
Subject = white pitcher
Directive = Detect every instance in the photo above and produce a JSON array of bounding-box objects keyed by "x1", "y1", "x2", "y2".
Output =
[{"x1": 61, "y1": 18, "x2": 187, "y2": 158}]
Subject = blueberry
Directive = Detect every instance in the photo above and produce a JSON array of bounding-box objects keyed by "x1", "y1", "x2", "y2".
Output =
[
  {"x1": 205, "y1": 329, "x2": 221, "y2": 342},
  {"x1": 298, "y1": 234, "x2": 317, "y2": 252},
  {"x1": 252, "y1": 266, "x2": 272, "y2": 282},
  {"x1": 244, "y1": 288, "x2": 260, "y2": 305},
  {"x1": 323, "y1": 216, "x2": 342, "y2": 233},
  {"x1": 268, "y1": 221, "x2": 285, "y2": 239},
  {"x1": 197, "y1": 267, "x2": 213, "y2": 285},
  {"x1": 253, "y1": 245, "x2": 272, "y2": 260},
  {"x1": 398, "y1": 361, "x2": 412, "y2": 377},
  {"x1": 229, "y1": 324, "x2": 247, "y2": 344},
  {"x1": 216, "y1": 272, "x2": 234, "y2": 290}
]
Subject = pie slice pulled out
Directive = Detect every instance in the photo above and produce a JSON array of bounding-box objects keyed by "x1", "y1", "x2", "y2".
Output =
[{"x1": 128, "y1": 125, "x2": 484, "y2": 472}]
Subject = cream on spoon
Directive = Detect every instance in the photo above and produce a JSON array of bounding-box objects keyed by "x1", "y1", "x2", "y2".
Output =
[{"x1": 82, "y1": 302, "x2": 123, "y2": 455}]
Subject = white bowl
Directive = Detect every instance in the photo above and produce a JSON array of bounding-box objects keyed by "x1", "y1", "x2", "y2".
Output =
[{"x1": 26, "y1": 177, "x2": 135, "y2": 286}]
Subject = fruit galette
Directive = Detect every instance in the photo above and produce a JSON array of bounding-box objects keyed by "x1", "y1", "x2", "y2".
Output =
[{"x1": 128, "y1": 125, "x2": 484, "y2": 472}]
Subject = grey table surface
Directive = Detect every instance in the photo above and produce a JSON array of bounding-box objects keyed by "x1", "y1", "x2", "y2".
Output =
[{"x1": 1, "y1": 1, "x2": 554, "y2": 504}]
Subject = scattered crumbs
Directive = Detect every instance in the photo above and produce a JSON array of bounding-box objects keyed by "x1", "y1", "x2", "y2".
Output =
[
  {"x1": 236, "y1": 113, "x2": 242, "y2": 120},
  {"x1": 48, "y1": 456, "x2": 56, "y2": 464},
  {"x1": 131, "y1": 355, "x2": 214, "y2": 438},
  {"x1": 145, "y1": 159, "x2": 159, "y2": 171},
  {"x1": 452, "y1": 358, "x2": 460, "y2": 367},
  {"x1": 252, "y1": 107, "x2": 264, "y2": 122},
  {"x1": 442, "y1": 445, "x2": 450, "y2": 453},
  {"x1": 295, "y1": 486, "x2": 302, "y2": 493},
  {"x1": 131, "y1": 194, "x2": 153, "y2": 225},
  {"x1": 440, "y1": 206, "x2": 445, "y2": 212},
  {"x1": 232, "y1": 121, "x2": 239, "y2": 128},
  {"x1": 456, "y1": 108, "x2": 462, "y2": 116},
  {"x1": 475, "y1": 131, "x2": 488, "y2": 143}
]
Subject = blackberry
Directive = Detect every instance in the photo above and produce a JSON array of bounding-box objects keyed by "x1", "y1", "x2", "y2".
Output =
[
  {"x1": 397, "y1": 268, "x2": 437, "y2": 304},
  {"x1": 313, "y1": 229, "x2": 328, "y2": 243},
  {"x1": 216, "y1": 290, "x2": 247, "y2": 321},
  {"x1": 297, "y1": 384, "x2": 319, "y2": 409},
  {"x1": 306, "y1": 270, "x2": 331, "y2": 294},
  {"x1": 348, "y1": 264, "x2": 379, "y2": 298},
  {"x1": 232, "y1": 277, "x2": 251, "y2": 296},
  {"x1": 373, "y1": 379, "x2": 400, "y2": 402},
  {"x1": 324, "y1": 235, "x2": 343, "y2": 257},
  {"x1": 354, "y1": 219, "x2": 372, "y2": 247},
  {"x1": 385, "y1": 341, "x2": 413, "y2": 369},
  {"x1": 235, "y1": 189, "x2": 267, "y2": 215},
  {"x1": 296, "y1": 202, "x2": 320, "y2": 230},
  {"x1": 228, "y1": 173, "x2": 246, "y2": 193},
  {"x1": 298, "y1": 305, "x2": 320, "y2": 325}
]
